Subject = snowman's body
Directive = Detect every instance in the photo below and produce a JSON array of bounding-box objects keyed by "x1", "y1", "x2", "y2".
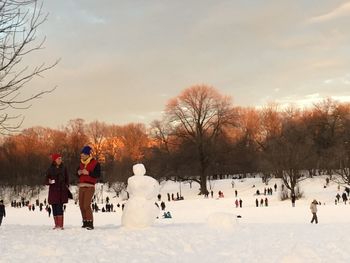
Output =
[{"x1": 121, "y1": 164, "x2": 160, "y2": 228}]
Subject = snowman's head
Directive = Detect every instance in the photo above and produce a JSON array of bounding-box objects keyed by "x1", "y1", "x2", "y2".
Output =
[{"x1": 133, "y1": 163, "x2": 146, "y2": 176}]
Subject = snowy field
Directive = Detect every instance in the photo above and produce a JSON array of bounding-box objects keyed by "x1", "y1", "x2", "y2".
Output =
[{"x1": 1, "y1": 176, "x2": 350, "y2": 263}]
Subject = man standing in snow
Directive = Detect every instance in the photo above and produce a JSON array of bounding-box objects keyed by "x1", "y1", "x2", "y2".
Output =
[
  {"x1": 0, "y1": 200, "x2": 5, "y2": 226},
  {"x1": 77, "y1": 145, "x2": 101, "y2": 230},
  {"x1": 310, "y1": 199, "x2": 318, "y2": 224}
]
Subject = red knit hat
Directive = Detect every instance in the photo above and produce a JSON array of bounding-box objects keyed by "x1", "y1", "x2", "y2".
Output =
[{"x1": 51, "y1": 153, "x2": 62, "y2": 162}]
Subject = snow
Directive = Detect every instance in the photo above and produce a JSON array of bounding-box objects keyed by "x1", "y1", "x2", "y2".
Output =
[
  {"x1": 1, "y1": 176, "x2": 350, "y2": 262},
  {"x1": 206, "y1": 212, "x2": 238, "y2": 229},
  {"x1": 121, "y1": 163, "x2": 160, "y2": 228}
]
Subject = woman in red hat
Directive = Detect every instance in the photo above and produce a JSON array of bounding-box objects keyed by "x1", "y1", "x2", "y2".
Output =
[{"x1": 45, "y1": 153, "x2": 69, "y2": 229}]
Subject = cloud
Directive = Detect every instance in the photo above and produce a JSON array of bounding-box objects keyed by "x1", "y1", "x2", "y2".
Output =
[
  {"x1": 323, "y1": 74, "x2": 350, "y2": 85},
  {"x1": 127, "y1": 111, "x2": 164, "y2": 123},
  {"x1": 275, "y1": 93, "x2": 350, "y2": 110},
  {"x1": 276, "y1": 93, "x2": 322, "y2": 109},
  {"x1": 308, "y1": 1, "x2": 350, "y2": 23}
]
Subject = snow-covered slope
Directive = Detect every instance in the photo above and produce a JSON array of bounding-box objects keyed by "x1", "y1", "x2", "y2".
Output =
[{"x1": 1, "y1": 176, "x2": 349, "y2": 263}]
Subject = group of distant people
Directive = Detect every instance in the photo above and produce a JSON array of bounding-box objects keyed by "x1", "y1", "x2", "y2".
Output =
[
  {"x1": 234, "y1": 199, "x2": 243, "y2": 208},
  {"x1": 10, "y1": 198, "x2": 32, "y2": 208},
  {"x1": 9, "y1": 196, "x2": 66, "y2": 218},
  {"x1": 165, "y1": 192, "x2": 184, "y2": 202},
  {"x1": 155, "y1": 194, "x2": 172, "y2": 219},
  {"x1": 256, "y1": 198, "x2": 269, "y2": 207},
  {"x1": 255, "y1": 187, "x2": 274, "y2": 196},
  {"x1": 335, "y1": 192, "x2": 349, "y2": 205},
  {"x1": 92, "y1": 202, "x2": 116, "y2": 213}
]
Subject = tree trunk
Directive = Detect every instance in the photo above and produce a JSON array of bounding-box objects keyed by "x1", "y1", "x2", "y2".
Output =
[
  {"x1": 200, "y1": 173, "x2": 207, "y2": 195},
  {"x1": 198, "y1": 143, "x2": 208, "y2": 194}
]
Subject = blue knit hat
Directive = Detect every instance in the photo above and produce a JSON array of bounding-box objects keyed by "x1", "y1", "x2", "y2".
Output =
[{"x1": 81, "y1": 145, "x2": 92, "y2": 155}]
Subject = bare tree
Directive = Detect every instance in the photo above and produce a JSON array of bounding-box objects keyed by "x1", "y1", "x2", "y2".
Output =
[
  {"x1": 262, "y1": 108, "x2": 314, "y2": 198},
  {"x1": 150, "y1": 119, "x2": 173, "y2": 154},
  {"x1": 85, "y1": 121, "x2": 107, "y2": 159},
  {"x1": 0, "y1": 0, "x2": 58, "y2": 133},
  {"x1": 256, "y1": 103, "x2": 283, "y2": 180},
  {"x1": 64, "y1": 119, "x2": 88, "y2": 183},
  {"x1": 165, "y1": 85, "x2": 235, "y2": 194},
  {"x1": 231, "y1": 107, "x2": 261, "y2": 176},
  {"x1": 109, "y1": 182, "x2": 126, "y2": 197},
  {"x1": 331, "y1": 103, "x2": 350, "y2": 186},
  {"x1": 119, "y1": 123, "x2": 149, "y2": 161},
  {"x1": 308, "y1": 98, "x2": 344, "y2": 176}
]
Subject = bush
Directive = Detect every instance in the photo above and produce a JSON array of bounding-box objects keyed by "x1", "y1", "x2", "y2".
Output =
[
  {"x1": 280, "y1": 188, "x2": 289, "y2": 201},
  {"x1": 279, "y1": 185, "x2": 304, "y2": 201}
]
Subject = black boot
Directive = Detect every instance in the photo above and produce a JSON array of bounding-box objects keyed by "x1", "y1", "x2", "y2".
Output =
[
  {"x1": 81, "y1": 220, "x2": 88, "y2": 228},
  {"x1": 86, "y1": 220, "x2": 94, "y2": 230}
]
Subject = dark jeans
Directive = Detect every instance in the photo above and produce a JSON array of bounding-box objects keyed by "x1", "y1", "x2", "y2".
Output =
[
  {"x1": 0, "y1": 216, "x2": 3, "y2": 226},
  {"x1": 311, "y1": 212, "x2": 318, "y2": 224},
  {"x1": 52, "y1": 204, "x2": 64, "y2": 216}
]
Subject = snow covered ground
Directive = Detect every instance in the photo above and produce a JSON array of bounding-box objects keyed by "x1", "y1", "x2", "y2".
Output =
[{"x1": 1, "y1": 176, "x2": 350, "y2": 263}]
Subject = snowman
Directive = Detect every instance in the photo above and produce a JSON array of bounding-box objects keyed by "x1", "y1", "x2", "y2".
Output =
[{"x1": 121, "y1": 163, "x2": 160, "y2": 228}]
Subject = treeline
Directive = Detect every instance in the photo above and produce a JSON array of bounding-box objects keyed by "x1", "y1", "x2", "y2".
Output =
[{"x1": 0, "y1": 85, "x2": 350, "y2": 195}]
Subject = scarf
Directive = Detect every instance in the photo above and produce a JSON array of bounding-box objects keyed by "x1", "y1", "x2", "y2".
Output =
[{"x1": 81, "y1": 156, "x2": 93, "y2": 168}]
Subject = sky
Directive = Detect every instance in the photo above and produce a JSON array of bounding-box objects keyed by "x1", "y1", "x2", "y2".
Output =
[{"x1": 17, "y1": 0, "x2": 350, "y2": 129}]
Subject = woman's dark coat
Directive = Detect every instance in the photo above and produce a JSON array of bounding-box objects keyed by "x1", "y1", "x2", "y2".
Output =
[{"x1": 45, "y1": 163, "x2": 69, "y2": 205}]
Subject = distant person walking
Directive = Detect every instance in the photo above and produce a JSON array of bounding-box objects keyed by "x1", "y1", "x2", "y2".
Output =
[
  {"x1": 345, "y1": 187, "x2": 350, "y2": 196},
  {"x1": 342, "y1": 192, "x2": 348, "y2": 204},
  {"x1": 167, "y1": 193, "x2": 170, "y2": 202},
  {"x1": 310, "y1": 199, "x2": 318, "y2": 224},
  {"x1": 336, "y1": 193, "x2": 340, "y2": 202},
  {"x1": 160, "y1": 201, "x2": 166, "y2": 211},
  {"x1": 45, "y1": 153, "x2": 69, "y2": 230},
  {"x1": 77, "y1": 145, "x2": 101, "y2": 230},
  {"x1": 0, "y1": 200, "x2": 6, "y2": 226},
  {"x1": 46, "y1": 205, "x2": 52, "y2": 217}
]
